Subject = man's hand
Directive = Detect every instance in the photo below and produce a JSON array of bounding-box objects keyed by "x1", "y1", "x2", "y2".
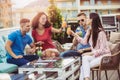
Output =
[
  {"x1": 14, "y1": 55, "x2": 23, "y2": 59},
  {"x1": 29, "y1": 48, "x2": 36, "y2": 54},
  {"x1": 26, "y1": 48, "x2": 36, "y2": 54},
  {"x1": 77, "y1": 49, "x2": 84, "y2": 54}
]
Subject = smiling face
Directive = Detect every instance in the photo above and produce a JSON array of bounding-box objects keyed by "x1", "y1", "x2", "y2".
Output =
[
  {"x1": 38, "y1": 14, "x2": 47, "y2": 28},
  {"x1": 21, "y1": 22, "x2": 31, "y2": 33},
  {"x1": 20, "y1": 18, "x2": 31, "y2": 33}
]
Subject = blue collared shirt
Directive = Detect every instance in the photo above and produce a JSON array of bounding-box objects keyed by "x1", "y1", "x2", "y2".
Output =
[
  {"x1": 75, "y1": 26, "x2": 90, "y2": 50},
  {"x1": 7, "y1": 30, "x2": 32, "y2": 59}
]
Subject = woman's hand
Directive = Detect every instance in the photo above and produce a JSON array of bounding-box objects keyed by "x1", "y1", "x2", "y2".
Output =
[
  {"x1": 35, "y1": 41, "x2": 44, "y2": 45},
  {"x1": 71, "y1": 31, "x2": 81, "y2": 41},
  {"x1": 70, "y1": 30, "x2": 77, "y2": 37},
  {"x1": 70, "y1": 30, "x2": 75, "y2": 36},
  {"x1": 94, "y1": 53, "x2": 100, "y2": 57}
]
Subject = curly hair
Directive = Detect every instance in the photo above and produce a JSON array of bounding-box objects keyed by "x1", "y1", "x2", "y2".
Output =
[{"x1": 32, "y1": 12, "x2": 51, "y2": 29}]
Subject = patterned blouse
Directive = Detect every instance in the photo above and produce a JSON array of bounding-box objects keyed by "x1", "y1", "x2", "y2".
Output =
[{"x1": 76, "y1": 29, "x2": 111, "y2": 57}]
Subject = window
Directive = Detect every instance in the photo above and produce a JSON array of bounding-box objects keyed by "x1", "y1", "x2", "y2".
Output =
[
  {"x1": 72, "y1": 11, "x2": 77, "y2": 17},
  {"x1": 101, "y1": 16, "x2": 116, "y2": 26},
  {"x1": 108, "y1": 0, "x2": 111, "y2": 5},
  {"x1": 97, "y1": 1, "x2": 102, "y2": 5},
  {"x1": 72, "y1": 2, "x2": 76, "y2": 7},
  {"x1": 62, "y1": 2, "x2": 66, "y2": 8},
  {"x1": 67, "y1": 2, "x2": 72, "y2": 8},
  {"x1": 57, "y1": 3, "x2": 62, "y2": 8},
  {"x1": 83, "y1": 1, "x2": 89, "y2": 5}
]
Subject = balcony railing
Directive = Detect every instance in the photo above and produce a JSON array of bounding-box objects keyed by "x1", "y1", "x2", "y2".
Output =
[{"x1": 78, "y1": 5, "x2": 120, "y2": 10}]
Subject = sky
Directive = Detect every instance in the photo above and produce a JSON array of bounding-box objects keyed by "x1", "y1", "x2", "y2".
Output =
[{"x1": 11, "y1": 0, "x2": 35, "y2": 9}]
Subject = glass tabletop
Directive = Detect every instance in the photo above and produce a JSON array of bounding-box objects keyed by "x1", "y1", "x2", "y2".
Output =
[{"x1": 20, "y1": 57, "x2": 78, "y2": 69}]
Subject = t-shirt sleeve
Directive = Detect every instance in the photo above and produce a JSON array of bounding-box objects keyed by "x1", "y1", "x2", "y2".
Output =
[
  {"x1": 8, "y1": 32, "x2": 17, "y2": 42},
  {"x1": 27, "y1": 35, "x2": 33, "y2": 45}
]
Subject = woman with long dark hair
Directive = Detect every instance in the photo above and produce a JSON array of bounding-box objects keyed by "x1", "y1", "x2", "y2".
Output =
[{"x1": 71, "y1": 13, "x2": 111, "y2": 80}]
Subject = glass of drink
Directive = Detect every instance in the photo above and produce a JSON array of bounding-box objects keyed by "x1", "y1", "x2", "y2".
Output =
[
  {"x1": 66, "y1": 25, "x2": 71, "y2": 38},
  {"x1": 62, "y1": 21, "x2": 67, "y2": 31},
  {"x1": 76, "y1": 27, "x2": 82, "y2": 37}
]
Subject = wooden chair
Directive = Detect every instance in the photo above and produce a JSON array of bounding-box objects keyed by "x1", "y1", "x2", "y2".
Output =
[
  {"x1": 52, "y1": 40, "x2": 65, "y2": 53},
  {"x1": 91, "y1": 51, "x2": 120, "y2": 80}
]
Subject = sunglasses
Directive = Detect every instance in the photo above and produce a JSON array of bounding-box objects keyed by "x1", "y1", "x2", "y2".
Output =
[{"x1": 78, "y1": 19, "x2": 84, "y2": 22}]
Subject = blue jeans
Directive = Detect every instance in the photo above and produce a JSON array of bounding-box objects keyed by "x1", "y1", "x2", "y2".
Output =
[
  {"x1": 60, "y1": 50, "x2": 81, "y2": 58},
  {"x1": 7, "y1": 55, "x2": 39, "y2": 66}
]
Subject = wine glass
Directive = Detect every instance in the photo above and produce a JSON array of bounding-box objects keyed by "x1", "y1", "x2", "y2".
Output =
[
  {"x1": 66, "y1": 25, "x2": 71, "y2": 38},
  {"x1": 62, "y1": 21, "x2": 67, "y2": 31}
]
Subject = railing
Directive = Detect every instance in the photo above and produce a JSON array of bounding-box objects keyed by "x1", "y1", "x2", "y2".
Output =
[{"x1": 0, "y1": 27, "x2": 19, "y2": 37}]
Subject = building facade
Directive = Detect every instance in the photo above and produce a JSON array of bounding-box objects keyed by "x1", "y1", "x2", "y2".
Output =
[
  {"x1": 54, "y1": 0, "x2": 78, "y2": 21},
  {"x1": 55, "y1": 0, "x2": 120, "y2": 21},
  {"x1": 12, "y1": 0, "x2": 120, "y2": 27},
  {"x1": 0, "y1": 0, "x2": 12, "y2": 28},
  {"x1": 12, "y1": 0, "x2": 49, "y2": 27}
]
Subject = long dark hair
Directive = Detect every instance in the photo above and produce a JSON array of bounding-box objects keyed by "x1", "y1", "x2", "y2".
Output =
[
  {"x1": 90, "y1": 13, "x2": 105, "y2": 48},
  {"x1": 32, "y1": 12, "x2": 51, "y2": 29}
]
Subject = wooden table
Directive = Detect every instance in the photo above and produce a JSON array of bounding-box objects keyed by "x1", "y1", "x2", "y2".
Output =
[{"x1": 18, "y1": 57, "x2": 81, "y2": 80}]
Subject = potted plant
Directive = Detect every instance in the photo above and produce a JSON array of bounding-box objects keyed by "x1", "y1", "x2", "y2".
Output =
[{"x1": 47, "y1": 0, "x2": 65, "y2": 44}]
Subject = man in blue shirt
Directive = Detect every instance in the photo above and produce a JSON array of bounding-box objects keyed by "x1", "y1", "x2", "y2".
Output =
[
  {"x1": 60, "y1": 13, "x2": 90, "y2": 57},
  {"x1": 5, "y1": 18, "x2": 39, "y2": 66}
]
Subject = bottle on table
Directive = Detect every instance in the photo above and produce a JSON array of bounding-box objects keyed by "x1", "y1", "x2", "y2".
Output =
[
  {"x1": 66, "y1": 25, "x2": 72, "y2": 38},
  {"x1": 36, "y1": 43, "x2": 42, "y2": 57}
]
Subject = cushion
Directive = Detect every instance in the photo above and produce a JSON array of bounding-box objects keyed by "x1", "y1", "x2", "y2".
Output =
[
  {"x1": 107, "y1": 41, "x2": 120, "y2": 54},
  {"x1": 0, "y1": 37, "x2": 7, "y2": 63},
  {"x1": 0, "y1": 59, "x2": 3, "y2": 63},
  {"x1": 110, "y1": 32, "x2": 120, "y2": 43},
  {"x1": 0, "y1": 74, "x2": 11, "y2": 80},
  {"x1": 2, "y1": 35, "x2": 8, "y2": 43},
  {"x1": 0, "y1": 63, "x2": 18, "y2": 73}
]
